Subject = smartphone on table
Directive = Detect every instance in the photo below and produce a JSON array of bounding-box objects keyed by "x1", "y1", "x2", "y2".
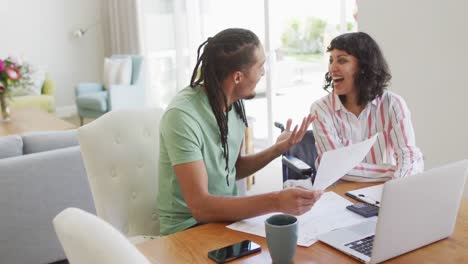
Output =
[{"x1": 207, "y1": 239, "x2": 261, "y2": 263}]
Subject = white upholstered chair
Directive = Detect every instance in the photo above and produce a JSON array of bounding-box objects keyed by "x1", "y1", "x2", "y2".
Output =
[
  {"x1": 78, "y1": 108, "x2": 163, "y2": 243},
  {"x1": 53, "y1": 208, "x2": 151, "y2": 264}
]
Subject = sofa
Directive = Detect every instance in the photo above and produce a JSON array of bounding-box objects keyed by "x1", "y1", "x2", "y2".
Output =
[
  {"x1": 10, "y1": 72, "x2": 56, "y2": 113},
  {"x1": 0, "y1": 130, "x2": 96, "y2": 264}
]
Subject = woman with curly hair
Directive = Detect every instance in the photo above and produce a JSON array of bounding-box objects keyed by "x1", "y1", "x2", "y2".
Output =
[{"x1": 311, "y1": 32, "x2": 424, "y2": 182}]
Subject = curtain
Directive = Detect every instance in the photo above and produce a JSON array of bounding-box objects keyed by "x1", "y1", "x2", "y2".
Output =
[
  {"x1": 137, "y1": 0, "x2": 264, "y2": 108},
  {"x1": 102, "y1": 0, "x2": 143, "y2": 55},
  {"x1": 138, "y1": 0, "x2": 203, "y2": 108}
]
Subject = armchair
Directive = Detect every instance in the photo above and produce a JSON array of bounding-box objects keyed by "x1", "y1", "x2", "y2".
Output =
[
  {"x1": 78, "y1": 107, "x2": 163, "y2": 243},
  {"x1": 10, "y1": 72, "x2": 56, "y2": 112},
  {"x1": 75, "y1": 55, "x2": 145, "y2": 125}
]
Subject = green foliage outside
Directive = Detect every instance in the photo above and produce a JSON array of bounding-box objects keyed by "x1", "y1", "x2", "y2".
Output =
[
  {"x1": 280, "y1": 17, "x2": 327, "y2": 61},
  {"x1": 336, "y1": 22, "x2": 357, "y2": 32}
]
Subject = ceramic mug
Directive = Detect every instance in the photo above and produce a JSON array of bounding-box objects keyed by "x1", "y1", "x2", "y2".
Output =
[{"x1": 265, "y1": 214, "x2": 298, "y2": 264}]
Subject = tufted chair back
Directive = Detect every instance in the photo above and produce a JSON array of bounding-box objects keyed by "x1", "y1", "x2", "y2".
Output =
[
  {"x1": 53, "y1": 208, "x2": 151, "y2": 264},
  {"x1": 78, "y1": 108, "x2": 163, "y2": 241}
]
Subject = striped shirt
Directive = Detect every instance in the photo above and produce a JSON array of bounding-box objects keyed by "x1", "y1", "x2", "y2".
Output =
[{"x1": 310, "y1": 90, "x2": 424, "y2": 182}]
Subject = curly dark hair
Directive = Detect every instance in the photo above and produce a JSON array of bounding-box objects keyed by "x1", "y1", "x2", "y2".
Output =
[
  {"x1": 323, "y1": 32, "x2": 392, "y2": 106},
  {"x1": 190, "y1": 28, "x2": 259, "y2": 186}
]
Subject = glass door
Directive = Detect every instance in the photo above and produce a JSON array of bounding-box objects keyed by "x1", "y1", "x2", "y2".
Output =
[
  {"x1": 139, "y1": 0, "x2": 357, "y2": 148},
  {"x1": 264, "y1": 0, "x2": 357, "y2": 146}
]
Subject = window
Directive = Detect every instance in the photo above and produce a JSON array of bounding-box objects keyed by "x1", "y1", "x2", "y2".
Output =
[{"x1": 139, "y1": 0, "x2": 357, "y2": 145}]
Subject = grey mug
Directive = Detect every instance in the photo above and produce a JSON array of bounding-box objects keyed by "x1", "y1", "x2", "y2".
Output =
[{"x1": 265, "y1": 214, "x2": 298, "y2": 264}]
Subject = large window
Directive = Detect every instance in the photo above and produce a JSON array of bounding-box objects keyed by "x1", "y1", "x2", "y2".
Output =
[{"x1": 139, "y1": 0, "x2": 357, "y2": 147}]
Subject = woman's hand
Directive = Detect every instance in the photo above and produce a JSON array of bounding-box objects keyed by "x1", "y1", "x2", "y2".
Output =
[{"x1": 275, "y1": 114, "x2": 315, "y2": 155}]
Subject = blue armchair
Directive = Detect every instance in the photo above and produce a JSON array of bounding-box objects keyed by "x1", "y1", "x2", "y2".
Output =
[{"x1": 75, "y1": 55, "x2": 145, "y2": 125}]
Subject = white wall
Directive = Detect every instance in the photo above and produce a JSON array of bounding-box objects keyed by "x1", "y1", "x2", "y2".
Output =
[
  {"x1": 358, "y1": 0, "x2": 468, "y2": 169},
  {"x1": 0, "y1": 0, "x2": 105, "y2": 115}
]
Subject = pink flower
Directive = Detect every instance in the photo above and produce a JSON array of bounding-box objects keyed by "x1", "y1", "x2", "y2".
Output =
[
  {"x1": 0, "y1": 59, "x2": 4, "y2": 72},
  {"x1": 5, "y1": 66, "x2": 22, "y2": 80}
]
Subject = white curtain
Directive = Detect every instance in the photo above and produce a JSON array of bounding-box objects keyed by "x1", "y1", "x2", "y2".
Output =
[
  {"x1": 138, "y1": 0, "x2": 203, "y2": 108},
  {"x1": 137, "y1": 0, "x2": 265, "y2": 108},
  {"x1": 103, "y1": 0, "x2": 143, "y2": 55}
]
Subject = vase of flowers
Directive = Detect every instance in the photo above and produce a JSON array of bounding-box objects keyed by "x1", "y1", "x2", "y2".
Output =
[
  {"x1": 0, "y1": 57, "x2": 33, "y2": 121},
  {"x1": 0, "y1": 92, "x2": 10, "y2": 121}
]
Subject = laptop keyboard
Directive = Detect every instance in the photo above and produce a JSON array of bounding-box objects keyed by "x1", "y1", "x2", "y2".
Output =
[{"x1": 344, "y1": 235, "x2": 374, "y2": 257}]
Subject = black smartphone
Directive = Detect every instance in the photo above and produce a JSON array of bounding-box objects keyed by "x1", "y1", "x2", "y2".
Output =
[{"x1": 207, "y1": 240, "x2": 261, "y2": 263}]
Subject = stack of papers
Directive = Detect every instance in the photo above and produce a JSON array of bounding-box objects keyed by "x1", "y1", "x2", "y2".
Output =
[
  {"x1": 227, "y1": 135, "x2": 380, "y2": 246},
  {"x1": 227, "y1": 192, "x2": 370, "y2": 247}
]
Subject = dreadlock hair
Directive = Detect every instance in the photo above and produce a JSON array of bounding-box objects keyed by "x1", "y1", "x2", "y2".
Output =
[
  {"x1": 190, "y1": 28, "x2": 259, "y2": 186},
  {"x1": 323, "y1": 32, "x2": 392, "y2": 106}
]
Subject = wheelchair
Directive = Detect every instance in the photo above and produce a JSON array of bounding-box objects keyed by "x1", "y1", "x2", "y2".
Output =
[{"x1": 274, "y1": 122, "x2": 318, "y2": 184}]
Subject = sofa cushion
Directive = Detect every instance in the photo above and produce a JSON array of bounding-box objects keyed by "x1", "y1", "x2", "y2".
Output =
[
  {"x1": 42, "y1": 73, "x2": 56, "y2": 95},
  {"x1": 22, "y1": 130, "x2": 79, "y2": 154},
  {"x1": 0, "y1": 135, "x2": 23, "y2": 159},
  {"x1": 11, "y1": 69, "x2": 46, "y2": 96},
  {"x1": 103, "y1": 57, "x2": 132, "y2": 90}
]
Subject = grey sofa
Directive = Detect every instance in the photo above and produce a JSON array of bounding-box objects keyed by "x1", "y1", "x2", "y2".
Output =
[{"x1": 0, "y1": 130, "x2": 96, "y2": 264}]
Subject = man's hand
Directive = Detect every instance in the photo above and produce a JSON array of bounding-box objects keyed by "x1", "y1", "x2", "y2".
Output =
[
  {"x1": 276, "y1": 187, "x2": 323, "y2": 215},
  {"x1": 275, "y1": 114, "x2": 315, "y2": 155}
]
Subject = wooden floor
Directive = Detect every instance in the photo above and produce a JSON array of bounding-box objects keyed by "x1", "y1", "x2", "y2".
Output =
[{"x1": 62, "y1": 115, "x2": 94, "y2": 127}]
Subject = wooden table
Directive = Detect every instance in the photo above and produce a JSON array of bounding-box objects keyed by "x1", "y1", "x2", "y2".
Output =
[
  {"x1": 137, "y1": 182, "x2": 468, "y2": 263},
  {"x1": 0, "y1": 107, "x2": 75, "y2": 136}
]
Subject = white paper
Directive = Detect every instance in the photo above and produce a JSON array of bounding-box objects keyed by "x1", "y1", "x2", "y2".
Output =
[
  {"x1": 312, "y1": 134, "x2": 378, "y2": 190},
  {"x1": 227, "y1": 192, "x2": 370, "y2": 247},
  {"x1": 346, "y1": 184, "x2": 383, "y2": 207}
]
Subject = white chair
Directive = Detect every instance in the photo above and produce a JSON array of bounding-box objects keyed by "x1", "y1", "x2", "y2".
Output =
[
  {"x1": 78, "y1": 107, "x2": 163, "y2": 243},
  {"x1": 53, "y1": 208, "x2": 151, "y2": 264}
]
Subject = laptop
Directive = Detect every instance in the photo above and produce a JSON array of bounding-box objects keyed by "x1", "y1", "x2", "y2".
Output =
[{"x1": 318, "y1": 160, "x2": 468, "y2": 264}]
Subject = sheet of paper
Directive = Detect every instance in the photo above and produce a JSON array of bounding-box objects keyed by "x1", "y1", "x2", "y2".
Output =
[
  {"x1": 346, "y1": 184, "x2": 383, "y2": 207},
  {"x1": 226, "y1": 192, "x2": 370, "y2": 247},
  {"x1": 312, "y1": 134, "x2": 378, "y2": 190}
]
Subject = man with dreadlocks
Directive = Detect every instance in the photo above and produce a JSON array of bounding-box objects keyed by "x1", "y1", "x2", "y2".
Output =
[{"x1": 157, "y1": 28, "x2": 322, "y2": 236}]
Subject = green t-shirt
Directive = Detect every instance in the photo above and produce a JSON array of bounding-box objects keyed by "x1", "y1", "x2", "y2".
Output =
[{"x1": 157, "y1": 85, "x2": 246, "y2": 236}]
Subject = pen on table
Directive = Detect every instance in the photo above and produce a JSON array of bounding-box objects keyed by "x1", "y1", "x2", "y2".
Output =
[{"x1": 357, "y1": 193, "x2": 380, "y2": 206}]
